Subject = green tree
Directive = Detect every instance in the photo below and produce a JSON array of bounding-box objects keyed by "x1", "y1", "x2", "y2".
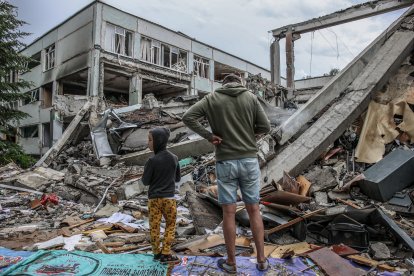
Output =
[
  {"x1": 0, "y1": 1, "x2": 32, "y2": 133},
  {"x1": 0, "y1": 1, "x2": 35, "y2": 168}
]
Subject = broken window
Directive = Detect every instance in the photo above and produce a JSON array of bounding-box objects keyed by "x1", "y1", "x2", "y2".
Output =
[
  {"x1": 27, "y1": 52, "x2": 41, "y2": 70},
  {"x1": 171, "y1": 47, "x2": 178, "y2": 67},
  {"x1": 60, "y1": 69, "x2": 88, "y2": 95},
  {"x1": 151, "y1": 40, "x2": 161, "y2": 65},
  {"x1": 44, "y1": 44, "x2": 55, "y2": 71},
  {"x1": 3, "y1": 100, "x2": 18, "y2": 110},
  {"x1": 140, "y1": 36, "x2": 187, "y2": 72},
  {"x1": 105, "y1": 23, "x2": 133, "y2": 57},
  {"x1": 140, "y1": 37, "x2": 151, "y2": 62},
  {"x1": 20, "y1": 125, "x2": 39, "y2": 138},
  {"x1": 41, "y1": 83, "x2": 53, "y2": 108},
  {"x1": 176, "y1": 50, "x2": 187, "y2": 72},
  {"x1": 194, "y1": 55, "x2": 210, "y2": 79},
  {"x1": 3, "y1": 70, "x2": 18, "y2": 83},
  {"x1": 42, "y1": 123, "x2": 51, "y2": 147},
  {"x1": 163, "y1": 45, "x2": 187, "y2": 72},
  {"x1": 162, "y1": 44, "x2": 170, "y2": 67},
  {"x1": 23, "y1": 89, "x2": 40, "y2": 105}
]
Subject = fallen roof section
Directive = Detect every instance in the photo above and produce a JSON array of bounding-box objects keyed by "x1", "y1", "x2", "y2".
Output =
[
  {"x1": 118, "y1": 137, "x2": 214, "y2": 166},
  {"x1": 271, "y1": 0, "x2": 413, "y2": 38},
  {"x1": 273, "y1": 5, "x2": 414, "y2": 146},
  {"x1": 264, "y1": 11, "x2": 414, "y2": 184}
]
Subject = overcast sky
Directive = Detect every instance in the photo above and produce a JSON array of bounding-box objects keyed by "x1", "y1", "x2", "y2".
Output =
[{"x1": 9, "y1": 0, "x2": 405, "y2": 79}]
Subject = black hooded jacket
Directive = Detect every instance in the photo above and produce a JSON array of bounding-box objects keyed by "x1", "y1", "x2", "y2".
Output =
[{"x1": 142, "y1": 128, "x2": 181, "y2": 199}]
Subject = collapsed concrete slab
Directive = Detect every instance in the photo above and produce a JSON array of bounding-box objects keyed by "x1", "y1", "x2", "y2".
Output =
[
  {"x1": 118, "y1": 137, "x2": 214, "y2": 166},
  {"x1": 273, "y1": 5, "x2": 414, "y2": 145},
  {"x1": 263, "y1": 15, "x2": 414, "y2": 184},
  {"x1": 35, "y1": 101, "x2": 93, "y2": 167}
]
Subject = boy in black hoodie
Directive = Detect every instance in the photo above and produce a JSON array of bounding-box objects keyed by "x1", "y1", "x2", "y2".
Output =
[{"x1": 142, "y1": 127, "x2": 181, "y2": 263}]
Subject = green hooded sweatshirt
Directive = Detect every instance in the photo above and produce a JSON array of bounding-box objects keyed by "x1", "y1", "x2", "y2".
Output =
[{"x1": 182, "y1": 83, "x2": 271, "y2": 161}]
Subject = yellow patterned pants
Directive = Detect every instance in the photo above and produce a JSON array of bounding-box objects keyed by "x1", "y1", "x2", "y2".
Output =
[{"x1": 148, "y1": 198, "x2": 177, "y2": 255}]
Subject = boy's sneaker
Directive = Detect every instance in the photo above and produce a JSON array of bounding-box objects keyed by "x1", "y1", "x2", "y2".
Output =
[
  {"x1": 160, "y1": 254, "x2": 180, "y2": 264},
  {"x1": 153, "y1": 253, "x2": 162, "y2": 261}
]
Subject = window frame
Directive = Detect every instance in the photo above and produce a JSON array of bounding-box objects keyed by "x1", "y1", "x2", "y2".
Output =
[
  {"x1": 106, "y1": 23, "x2": 133, "y2": 57},
  {"x1": 20, "y1": 125, "x2": 39, "y2": 138},
  {"x1": 140, "y1": 36, "x2": 188, "y2": 73},
  {"x1": 44, "y1": 44, "x2": 55, "y2": 71},
  {"x1": 193, "y1": 55, "x2": 210, "y2": 79},
  {"x1": 22, "y1": 89, "x2": 40, "y2": 106}
]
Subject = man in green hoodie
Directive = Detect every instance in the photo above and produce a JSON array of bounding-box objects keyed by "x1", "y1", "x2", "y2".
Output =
[{"x1": 182, "y1": 74, "x2": 271, "y2": 273}]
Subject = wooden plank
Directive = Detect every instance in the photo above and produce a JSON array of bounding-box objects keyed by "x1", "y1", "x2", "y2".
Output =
[
  {"x1": 68, "y1": 218, "x2": 95, "y2": 230},
  {"x1": 347, "y1": 254, "x2": 396, "y2": 272},
  {"x1": 110, "y1": 245, "x2": 142, "y2": 253},
  {"x1": 265, "y1": 208, "x2": 327, "y2": 235},
  {"x1": 296, "y1": 175, "x2": 311, "y2": 196},
  {"x1": 103, "y1": 242, "x2": 125, "y2": 248},
  {"x1": 308, "y1": 247, "x2": 364, "y2": 275},
  {"x1": 336, "y1": 198, "x2": 361, "y2": 209},
  {"x1": 270, "y1": 242, "x2": 312, "y2": 258},
  {"x1": 96, "y1": 241, "x2": 111, "y2": 254}
]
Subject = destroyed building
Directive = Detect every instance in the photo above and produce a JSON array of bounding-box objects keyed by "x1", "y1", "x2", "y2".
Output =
[
  {"x1": 2, "y1": 0, "x2": 414, "y2": 275},
  {"x1": 15, "y1": 0, "x2": 271, "y2": 156}
]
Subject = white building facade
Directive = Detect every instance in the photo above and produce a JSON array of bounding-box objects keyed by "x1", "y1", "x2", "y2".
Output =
[{"x1": 16, "y1": 1, "x2": 270, "y2": 155}]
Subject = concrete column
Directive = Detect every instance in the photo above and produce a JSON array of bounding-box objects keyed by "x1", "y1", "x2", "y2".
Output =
[
  {"x1": 133, "y1": 33, "x2": 141, "y2": 60},
  {"x1": 52, "y1": 81, "x2": 57, "y2": 101},
  {"x1": 88, "y1": 48, "x2": 101, "y2": 97},
  {"x1": 209, "y1": 59, "x2": 215, "y2": 93},
  {"x1": 270, "y1": 39, "x2": 281, "y2": 85},
  {"x1": 89, "y1": 1, "x2": 103, "y2": 98},
  {"x1": 286, "y1": 29, "x2": 295, "y2": 91},
  {"x1": 188, "y1": 53, "x2": 196, "y2": 95},
  {"x1": 99, "y1": 62, "x2": 104, "y2": 98},
  {"x1": 129, "y1": 73, "x2": 142, "y2": 105},
  {"x1": 188, "y1": 53, "x2": 194, "y2": 74},
  {"x1": 93, "y1": 2, "x2": 103, "y2": 46}
]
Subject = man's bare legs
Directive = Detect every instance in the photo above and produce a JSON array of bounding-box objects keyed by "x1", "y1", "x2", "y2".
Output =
[
  {"x1": 245, "y1": 203, "x2": 265, "y2": 263},
  {"x1": 222, "y1": 203, "x2": 265, "y2": 265},
  {"x1": 222, "y1": 204, "x2": 237, "y2": 265}
]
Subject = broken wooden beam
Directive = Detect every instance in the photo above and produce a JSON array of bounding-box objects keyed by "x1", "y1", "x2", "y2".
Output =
[
  {"x1": 96, "y1": 241, "x2": 111, "y2": 254},
  {"x1": 102, "y1": 242, "x2": 125, "y2": 248},
  {"x1": 110, "y1": 245, "x2": 142, "y2": 253},
  {"x1": 68, "y1": 218, "x2": 95, "y2": 230},
  {"x1": 264, "y1": 208, "x2": 327, "y2": 236},
  {"x1": 347, "y1": 254, "x2": 396, "y2": 272}
]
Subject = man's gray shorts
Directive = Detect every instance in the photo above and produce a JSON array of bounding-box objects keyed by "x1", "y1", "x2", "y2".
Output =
[{"x1": 215, "y1": 157, "x2": 260, "y2": 205}]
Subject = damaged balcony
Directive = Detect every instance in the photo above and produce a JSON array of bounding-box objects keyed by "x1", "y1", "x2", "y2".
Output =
[{"x1": 142, "y1": 76, "x2": 189, "y2": 100}]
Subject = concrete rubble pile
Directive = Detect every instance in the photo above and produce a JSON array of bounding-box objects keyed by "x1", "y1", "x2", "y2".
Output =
[
  {"x1": 1, "y1": 83, "x2": 414, "y2": 274},
  {"x1": 245, "y1": 73, "x2": 288, "y2": 106},
  {"x1": 3, "y1": 29, "x2": 414, "y2": 274}
]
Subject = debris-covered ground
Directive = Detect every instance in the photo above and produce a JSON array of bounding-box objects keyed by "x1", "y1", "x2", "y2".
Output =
[{"x1": 1, "y1": 72, "x2": 414, "y2": 275}]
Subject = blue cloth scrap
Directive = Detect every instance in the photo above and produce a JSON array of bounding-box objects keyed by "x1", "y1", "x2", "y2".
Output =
[{"x1": 0, "y1": 247, "x2": 34, "y2": 274}]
